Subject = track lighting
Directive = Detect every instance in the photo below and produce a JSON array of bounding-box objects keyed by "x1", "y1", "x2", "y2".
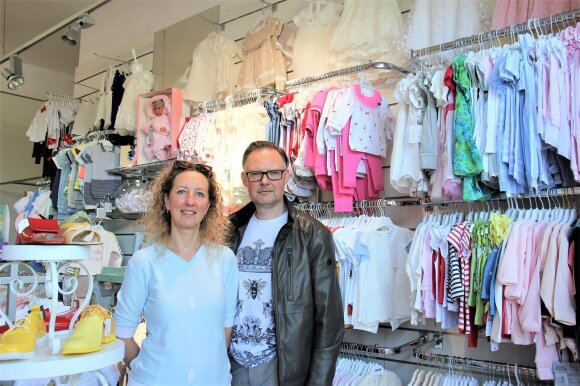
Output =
[
  {"x1": 61, "y1": 13, "x2": 95, "y2": 46},
  {"x1": 1, "y1": 55, "x2": 24, "y2": 90}
]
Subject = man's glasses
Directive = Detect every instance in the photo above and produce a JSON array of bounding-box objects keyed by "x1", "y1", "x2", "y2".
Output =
[
  {"x1": 245, "y1": 170, "x2": 285, "y2": 182},
  {"x1": 172, "y1": 160, "x2": 213, "y2": 176}
]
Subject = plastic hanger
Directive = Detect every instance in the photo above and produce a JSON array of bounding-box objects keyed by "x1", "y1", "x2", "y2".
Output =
[
  {"x1": 130, "y1": 49, "x2": 143, "y2": 72},
  {"x1": 358, "y1": 70, "x2": 374, "y2": 97}
]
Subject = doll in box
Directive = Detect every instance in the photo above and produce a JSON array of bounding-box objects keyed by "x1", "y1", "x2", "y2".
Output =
[{"x1": 142, "y1": 95, "x2": 172, "y2": 161}]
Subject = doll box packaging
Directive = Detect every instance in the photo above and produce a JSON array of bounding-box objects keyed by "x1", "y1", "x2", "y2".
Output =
[{"x1": 135, "y1": 88, "x2": 189, "y2": 165}]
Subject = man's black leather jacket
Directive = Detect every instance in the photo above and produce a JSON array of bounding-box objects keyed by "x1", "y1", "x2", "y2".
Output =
[{"x1": 229, "y1": 199, "x2": 344, "y2": 386}]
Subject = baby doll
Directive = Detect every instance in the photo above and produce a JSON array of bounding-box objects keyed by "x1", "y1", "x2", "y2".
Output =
[{"x1": 142, "y1": 95, "x2": 172, "y2": 161}]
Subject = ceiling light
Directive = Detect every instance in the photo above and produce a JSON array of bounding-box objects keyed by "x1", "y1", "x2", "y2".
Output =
[
  {"x1": 62, "y1": 25, "x2": 80, "y2": 46},
  {"x1": 61, "y1": 13, "x2": 96, "y2": 46},
  {"x1": 1, "y1": 55, "x2": 24, "y2": 90}
]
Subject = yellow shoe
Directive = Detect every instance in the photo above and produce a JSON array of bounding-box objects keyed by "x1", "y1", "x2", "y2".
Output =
[
  {"x1": 0, "y1": 305, "x2": 46, "y2": 360},
  {"x1": 61, "y1": 305, "x2": 115, "y2": 355}
]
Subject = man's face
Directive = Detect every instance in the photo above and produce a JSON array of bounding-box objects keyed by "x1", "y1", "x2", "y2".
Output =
[{"x1": 241, "y1": 148, "x2": 288, "y2": 210}]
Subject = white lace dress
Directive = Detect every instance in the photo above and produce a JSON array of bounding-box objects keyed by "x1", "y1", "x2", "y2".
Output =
[
  {"x1": 328, "y1": 0, "x2": 407, "y2": 68},
  {"x1": 292, "y1": 0, "x2": 342, "y2": 79},
  {"x1": 406, "y1": 0, "x2": 494, "y2": 61}
]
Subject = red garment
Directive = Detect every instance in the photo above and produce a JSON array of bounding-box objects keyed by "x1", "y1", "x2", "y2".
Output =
[
  {"x1": 467, "y1": 307, "x2": 479, "y2": 348},
  {"x1": 277, "y1": 92, "x2": 297, "y2": 107},
  {"x1": 438, "y1": 250, "x2": 445, "y2": 305}
]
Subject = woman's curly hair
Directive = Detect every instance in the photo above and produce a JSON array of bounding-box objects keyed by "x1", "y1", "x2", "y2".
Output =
[{"x1": 141, "y1": 160, "x2": 231, "y2": 246}]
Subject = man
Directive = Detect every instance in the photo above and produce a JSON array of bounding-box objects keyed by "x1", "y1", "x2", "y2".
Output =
[{"x1": 228, "y1": 141, "x2": 344, "y2": 386}]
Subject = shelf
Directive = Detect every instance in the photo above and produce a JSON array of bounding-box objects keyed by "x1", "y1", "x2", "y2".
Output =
[
  {"x1": 96, "y1": 266, "x2": 125, "y2": 284},
  {"x1": 106, "y1": 159, "x2": 172, "y2": 178},
  {"x1": 105, "y1": 210, "x2": 143, "y2": 221},
  {"x1": 2, "y1": 245, "x2": 91, "y2": 262},
  {"x1": 0, "y1": 334, "x2": 124, "y2": 381},
  {"x1": 1, "y1": 245, "x2": 94, "y2": 355}
]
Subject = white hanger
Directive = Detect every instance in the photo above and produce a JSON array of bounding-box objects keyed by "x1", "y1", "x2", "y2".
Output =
[{"x1": 130, "y1": 49, "x2": 143, "y2": 73}]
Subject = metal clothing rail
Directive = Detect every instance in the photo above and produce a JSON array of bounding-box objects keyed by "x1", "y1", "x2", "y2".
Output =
[
  {"x1": 284, "y1": 61, "x2": 410, "y2": 88},
  {"x1": 341, "y1": 332, "x2": 442, "y2": 357},
  {"x1": 46, "y1": 92, "x2": 76, "y2": 103},
  {"x1": 197, "y1": 87, "x2": 282, "y2": 111},
  {"x1": 0, "y1": 176, "x2": 44, "y2": 187},
  {"x1": 413, "y1": 350, "x2": 538, "y2": 379},
  {"x1": 423, "y1": 187, "x2": 580, "y2": 209},
  {"x1": 295, "y1": 197, "x2": 425, "y2": 216},
  {"x1": 410, "y1": 9, "x2": 580, "y2": 59}
]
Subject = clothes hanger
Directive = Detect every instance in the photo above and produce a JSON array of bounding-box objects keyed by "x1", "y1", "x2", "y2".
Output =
[
  {"x1": 130, "y1": 49, "x2": 143, "y2": 73},
  {"x1": 251, "y1": 0, "x2": 271, "y2": 31}
]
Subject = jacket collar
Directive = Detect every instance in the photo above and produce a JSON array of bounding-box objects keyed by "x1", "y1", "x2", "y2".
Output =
[{"x1": 231, "y1": 196, "x2": 295, "y2": 228}]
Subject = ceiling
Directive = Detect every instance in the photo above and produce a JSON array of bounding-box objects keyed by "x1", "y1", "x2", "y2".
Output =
[{"x1": 2, "y1": 0, "x2": 94, "y2": 75}]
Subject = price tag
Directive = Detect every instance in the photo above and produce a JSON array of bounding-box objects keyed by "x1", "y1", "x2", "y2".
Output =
[{"x1": 104, "y1": 319, "x2": 111, "y2": 337}]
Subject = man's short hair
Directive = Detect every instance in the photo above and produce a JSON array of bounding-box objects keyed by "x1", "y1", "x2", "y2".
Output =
[{"x1": 242, "y1": 141, "x2": 289, "y2": 168}]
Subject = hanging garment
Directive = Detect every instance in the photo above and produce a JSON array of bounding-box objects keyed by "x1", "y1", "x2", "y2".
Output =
[
  {"x1": 115, "y1": 62, "x2": 154, "y2": 136},
  {"x1": 292, "y1": 0, "x2": 342, "y2": 79},
  {"x1": 452, "y1": 55, "x2": 485, "y2": 201},
  {"x1": 184, "y1": 32, "x2": 242, "y2": 102},
  {"x1": 406, "y1": 0, "x2": 494, "y2": 61},
  {"x1": 492, "y1": 0, "x2": 580, "y2": 29},
  {"x1": 237, "y1": 17, "x2": 287, "y2": 91},
  {"x1": 329, "y1": 0, "x2": 406, "y2": 69}
]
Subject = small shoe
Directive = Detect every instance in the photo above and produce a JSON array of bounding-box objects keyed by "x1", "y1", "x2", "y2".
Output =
[
  {"x1": 42, "y1": 305, "x2": 80, "y2": 331},
  {"x1": 0, "y1": 306, "x2": 47, "y2": 360},
  {"x1": 61, "y1": 305, "x2": 115, "y2": 355}
]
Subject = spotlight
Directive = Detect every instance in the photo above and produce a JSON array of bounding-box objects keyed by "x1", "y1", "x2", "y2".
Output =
[
  {"x1": 62, "y1": 25, "x2": 80, "y2": 46},
  {"x1": 61, "y1": 13, "x2": 95, "y2": 46},
  {"x1": 1, "y1": 55, "x2": 24, "y2": 90}
]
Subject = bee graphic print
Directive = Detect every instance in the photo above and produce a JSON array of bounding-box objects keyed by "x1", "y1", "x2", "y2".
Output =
[
  {"x1": 231, "y1": 213, "x2": 288, "y2": 368},
  {"x1": 244, "y1": 279, "x2": 267, "y2": 299}
]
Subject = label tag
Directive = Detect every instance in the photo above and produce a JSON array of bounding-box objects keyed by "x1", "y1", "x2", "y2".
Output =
[{"x1": 104, "y1": 319, "x2": 111, "y2": 337}]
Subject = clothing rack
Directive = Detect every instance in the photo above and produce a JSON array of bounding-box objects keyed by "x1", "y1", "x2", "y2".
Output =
[
  {"x1": 200, "y1": 16, "x2": 225, "y2": 32},
  {"x1": 295, "y1": 197, "x2": 425, "y2": 217},
  {"x1": 285, "y1": 61, "x2": 410, "y2": 88},
  {"x1": 423, "y1": 187, "x2": 580, "y2": 210},
  {"x1": 413, "y1": 350, "x2": 538, "y2": 379},
  {"x1": 197, "y1": 87, "x2": 283, "y2": 111},
  {"x1": 76, "y1": 50, "x2": 153, "y2": 100},
  {"x1": 73, "y1": 128, "x2": 116, "y2": 144},
  {"x1": 46, "y1": 92, "x2": 75, "y2": 103},
  {"x1": 93, "y1": 52, "x2": 126, "y2": 64},
  {"x1": 341, "y1": 332, "x2": 442, "y2": 357},
  {"x1": 0, "y1": 176, "x2": 44, "y2": 187},
  {"x1": 410, "y1": 9, "x2": 580, "y2": 59}
]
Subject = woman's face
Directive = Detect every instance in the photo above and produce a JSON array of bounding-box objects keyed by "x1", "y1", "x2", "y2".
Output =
[
  {"x1": 153, "y1": 103, "x2": 164, "y2": 116},
  {"x1": 164, "y1": 170, "x2": 211, "y2": 232}
]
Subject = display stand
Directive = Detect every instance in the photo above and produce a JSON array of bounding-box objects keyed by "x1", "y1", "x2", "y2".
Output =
[
  {"x1": 0, "y1": 245, "x2": 124, "y2": 385},
  {"x1": 1, "y1": 338, "x2": 124, "y2": 383}
]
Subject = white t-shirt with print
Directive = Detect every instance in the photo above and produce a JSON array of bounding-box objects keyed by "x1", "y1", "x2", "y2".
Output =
[{"x1": 230, "y1": 212, "x2": 288, "y2": 368}]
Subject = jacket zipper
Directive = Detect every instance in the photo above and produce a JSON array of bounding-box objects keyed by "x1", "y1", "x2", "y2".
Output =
[{"x1": 286, "y1": 248, "x2": 294, "y2": 301}]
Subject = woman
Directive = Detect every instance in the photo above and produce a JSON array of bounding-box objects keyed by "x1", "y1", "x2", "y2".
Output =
[{"x1": 114, "y1": 160, "x2": 239, "y2": 385}]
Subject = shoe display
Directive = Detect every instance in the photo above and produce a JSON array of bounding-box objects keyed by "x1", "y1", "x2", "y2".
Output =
[
  {"x1": 0, "y1": 305, "x2": 47, "y2": 360},
  {"x1": 43, "y1": 305, "x2": 80, "y2": 331},
  {"x1": 61, "y1": 305, "x2": 116, "y2": 355}
]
